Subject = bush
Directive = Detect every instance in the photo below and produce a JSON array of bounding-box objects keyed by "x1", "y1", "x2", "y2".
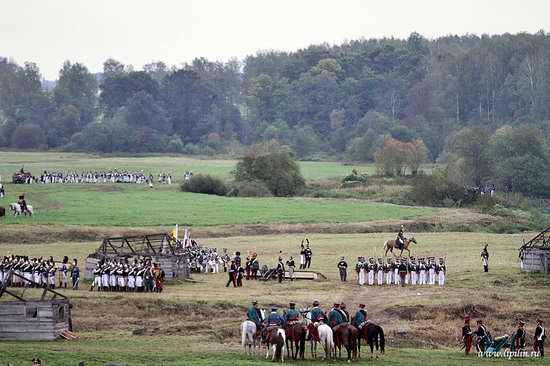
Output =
[
  {"x1": 180, "y1": 174, "x2": 228, "y2": 196},
  {"x1": 342, "y1": 170, "x2": 371, "y2": 185},
  {"x1": 228, "y1": 181, "x2": 272, "y2": 197},
  {"x1": 407, "y1": 169, "x2": 464, "y2": 206}
]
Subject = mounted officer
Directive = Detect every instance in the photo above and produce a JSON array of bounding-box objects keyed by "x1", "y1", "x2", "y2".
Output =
[
  {"x1": 284, "y1": 301, "x2": 300, "y2": 327},
  {"x1": 261, "y1": 306, "x2": 286, "y2": 344},
  {"x1": 396, "y1": 225, "x2": 406, "y2": 250},
  {"x1": 310, "y1": 300, "x2": 325, "y2": 324},
  {"x1": 328, "y1": 303, "x2": 344, "y2": 328},
  {"x1": 246, "y1": 300, "x2": 263, "y2": 328},
  {"x1": 352, "y1": 303, "x2": 368, "y2": 329}
]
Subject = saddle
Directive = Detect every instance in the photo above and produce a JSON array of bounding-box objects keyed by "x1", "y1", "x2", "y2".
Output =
[
  {"x1": 262, "y1": 326, "x2": 279, "y2": 344},
  {"x1": 356, "y1": 321, "x2": 368, "y2": 329},
  {"x1": 286, "y1": 320, "x2": 301, "y2": 327}
]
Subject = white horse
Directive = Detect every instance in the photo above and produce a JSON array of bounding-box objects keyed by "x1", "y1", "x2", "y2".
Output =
[
  {"x1": 9, "y1": 203, "x2": 34, "y2": 216},
  {"x1": 316, "y1": 323, "x2": 334, "y2": 360},
  {"x1": 265, "y1": 328, "x2": 286, "y2": 362},
  {"x1": 240, "y1": 320, "x2": 258, "y2": 355}
]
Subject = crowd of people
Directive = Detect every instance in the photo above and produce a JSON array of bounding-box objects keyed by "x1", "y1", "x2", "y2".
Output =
[
  {"x1": 338, "y1": 255, "x2": 446, "y2": 286},
  {"x1": 90, "y1": 258, "x2": 165, "y2": 292},
  {"x1": 10, "y1": 168, "x2": 172, "y2": 185}
]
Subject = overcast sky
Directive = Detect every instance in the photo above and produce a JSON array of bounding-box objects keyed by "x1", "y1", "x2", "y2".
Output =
[{"x1": 1, "y1": 0, "x2": 549, "y2": 80}]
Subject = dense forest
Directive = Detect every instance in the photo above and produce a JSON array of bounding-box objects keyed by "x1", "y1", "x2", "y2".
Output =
[{"x1": 1, "y1": 32, "x2": 549, "y2": 172}]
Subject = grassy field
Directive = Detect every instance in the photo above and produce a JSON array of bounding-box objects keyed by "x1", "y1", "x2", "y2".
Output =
[
  {"x1": 0, "y1": 151, "x2": 383, "y2": 181},
  {"x1": 1, "y1": 232, "x2": 548, "y2": 365}
]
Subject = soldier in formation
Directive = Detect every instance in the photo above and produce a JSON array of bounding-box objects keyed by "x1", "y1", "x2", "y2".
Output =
[{"x1": 89, "y1": 257, "x2": 165, "y2": 293}]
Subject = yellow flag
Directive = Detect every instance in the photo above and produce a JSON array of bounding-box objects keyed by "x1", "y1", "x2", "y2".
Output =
[{"x1": 172, "y1": 224, "x2": 178, "y2": 241}]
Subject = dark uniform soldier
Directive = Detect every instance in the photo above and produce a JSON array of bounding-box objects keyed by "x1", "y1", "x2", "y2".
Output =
[
  {"x1": 246, "y1": 300, "x2": 263, "y2": 328},
  {"x1": 534, "y1": 318, "x2": 545, "y2": 357},
  {"x1": 70, "y1": 259, "x2": 80, "y2": 290},
  {"x1": 276, "y1": 257, "x2": 285, "y2": 283},
  {"x1": 481, "y1": 244, "x2": 489, "y2": 272},
  {"x1": 462, "y1": 315, "x2": 473, "y2": 356},
  {"x1": 398, "y1": 258, "x2": 408, "y2": 286},
  {"x1": 352, "y1": 304, "x2": 368, "y2": 329},
  {"x1": 225, "y1": 259, "x2": 237, "y2": 287},
  {"x1": 337, "y1": 256, "x2": 348, "y2": 282},
  {"x1": 516, "y1": 320, "x2": 526, "y2": 352},
  {"x1": 339, "y1": 303, "x2": 350, "y2": 323},
  {"x1": 328, "y1": 303, "x2": 344, "y2": 328},
  {"x1": 304, "y1": 240, "x2": 312, "y2": 269},
  {"x1": 396, "y1": 225, "x2": 405, "y2": 249},
  {"x1": 310, "y1": 300, "x2": 325, "y2": 323},
  {"x1": 284, "y1": 301, "x2": 300, "y2": 327},
  {"x1": 475, "y1": 319, "x2": 488, "y2": 353}
]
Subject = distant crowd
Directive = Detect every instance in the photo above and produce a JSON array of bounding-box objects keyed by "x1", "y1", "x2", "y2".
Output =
[{"x1": 12, "y1": 170, "x2": 172, "y2": 185}]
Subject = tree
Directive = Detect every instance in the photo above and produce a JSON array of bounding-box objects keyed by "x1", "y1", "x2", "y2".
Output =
[
  {"x1": 406, "y1": 139, "x2": 430, "y2": 175},
  {"x1": 375, "y1": 138, "x2": 409, "y2": 176},
  {"x1": 11, "y1": 123, "x2": 46, "y2": 149},
  {"x1": 100, "y1": 71, "x2": 159, "y2": 116}
]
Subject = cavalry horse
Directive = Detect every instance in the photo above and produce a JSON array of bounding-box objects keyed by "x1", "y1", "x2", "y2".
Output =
[
  {"x1": 333, "y1": 324, "x2": 358, "y2": 362},
  {"x1": 0, "y1": 206, "x2": 5, "y2": 218},
  {"x1": 263, "y1": 327, "x2": 286, "y2": 362},
  {"x1": 9, "y1": 203, "x2": 34, "y2": 217},
  {"x1": 286, "y1": 322, "x2": 306, "y2": 360},
  {"x1": 240, "y1": 320, "x2": 259, "y2": 355},
  {"x1": 356, "y1": 322, "x2": 385, "y2": 358},
  {"x1": 383, "y1": 237, "x2": 417, "y2": 257},
  {"x1": 307, "y1": 322, "x2": 334, "y2": 359}
]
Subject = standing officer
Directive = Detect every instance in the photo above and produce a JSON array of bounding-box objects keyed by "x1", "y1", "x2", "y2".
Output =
[
  {"x1": 304, "y1": 240, "x2": 313, "y2": 269},
  {"x1": 481, "y1": 244, "x2": 489, "y2": 272},
  {"x1": 276, "y1": 257, "x2": 285, "y2": 283},
  {"x1": 475, "y1": 319, "x2": 488, "y2": 353},
  {"x1": 534, "y1": 318, "x2": 545, "y2": 357},
  {"x1": 462, "y1": 315, "x2": 473, "y2": 356},
  {"x1": 225, "y1": 259, "x2": 237, "y2": 287},
  {"x1": 516, "y1": 320, "x2": 526, "y2": 352},
  {"x1": 337, "y1": 256, "x2": 348, "y2": 282}
]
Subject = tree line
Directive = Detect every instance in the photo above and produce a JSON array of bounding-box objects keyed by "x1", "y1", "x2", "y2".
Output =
[{"x1": 0, "y1": 32, "x2": 549, "y2": 191}]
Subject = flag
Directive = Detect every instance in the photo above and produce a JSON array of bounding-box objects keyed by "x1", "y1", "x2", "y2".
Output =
[
  {"x1": 172, "y1": 224, "x2": 178, "y2": 242},
  {"x1": 183, "y1": 228, "x2": 190, "y2": 248}
]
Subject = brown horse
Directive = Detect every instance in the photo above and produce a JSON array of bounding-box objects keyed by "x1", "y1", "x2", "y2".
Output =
[
  {"x1": 263, "y1": 326, "x2": 286, "y2": 361},
  {"x1": 356, "y1": 323, "x2": 385, "y2": 358},
  {"x1": 0, "y1": 206, "x2": 5, "y2": 218},
  {"x1": 383, "y1": 237, "x2": 417, "y2": 257},
  {"x1": 333, "y1": 324, "x2": 357, "y2": 361},
  {"x1": 286, "y1": 323, "x2": 306, "y2": 359}
]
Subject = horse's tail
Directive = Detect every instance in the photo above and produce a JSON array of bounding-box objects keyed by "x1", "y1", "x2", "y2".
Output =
[
  {"x1": 377, "y1": 325, "x2": 385, "y2": 354},
  {"x1": 382, "y1": 240, "x2": 388, "y2": 254},
  {"x1": 274, "y1": 329, "x2": 285, "y2": 361}
]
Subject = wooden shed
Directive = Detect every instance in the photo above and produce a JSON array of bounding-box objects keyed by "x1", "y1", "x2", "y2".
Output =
[
  {"x1": 519, "y1": 227, "x2": 550, "y2": 274},
  {"x1": 0, "y1": 271, "x2": 71, "y2": 340},
  {"x1": 84, "y1": 233, "x2": 189, "y2": 282}
]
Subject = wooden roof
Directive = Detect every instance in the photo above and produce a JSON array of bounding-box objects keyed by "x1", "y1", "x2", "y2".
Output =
[
  {"x1": 520, "y1": 227, "x2": 550, "y2": 250},
  {"x1": 95, "y1": 233, "x2": 177, "y2": 257},
  {"x1": 0, "y1": 271, "x2": 67, "y2": 302}
]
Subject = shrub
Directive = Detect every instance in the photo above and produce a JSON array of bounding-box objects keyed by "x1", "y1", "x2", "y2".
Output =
[
  {"x1": 342, "y1": 170, "x2": 371, "y2": 185},
  {"x1": 180, "y1": 174, "x2": 228, "y2": 196},
  {"x1": 227, "y1": 181, "x2": 272, "y2": 197},
  {"x1": 407, "y1": 169, "x2": 464, "y2": 206}
]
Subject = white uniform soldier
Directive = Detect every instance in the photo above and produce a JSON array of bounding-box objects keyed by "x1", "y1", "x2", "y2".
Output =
[
  {"x1": 91, "y1": 264, "x2": 102, "y2": 291},
  {"x1": 428, "y1": 257, "x2": 436, "y2": 285},
  {"x1": 410, "y1": 257, "x2": 418, "y2": 285},
  {"x1": 109, "y1": 264, "x2": 117, "y2": 289},
  {"x1": 419, "y1": 258, "x2": 427, "y2": 285},
  {"x1": 367, "y1": 258, "x2": 375, "y2": 285},
  {"x1": 356, "y1": 257, "x2": 366, "y2": 286},
  {"x1": 437, "y1": 258, "x2": 446, "y2": 285},
  {"x1": 385, "y1": 259, "x2": 393, "y2": 285},
  {"x1": 377, "y1": 258, "x2": 384, "y2": 286},
  {"x1": 394, "y1": 260, "x2": 400, "y2": 286},
  {"x1": 404, "y1": 258, "x2": 410, "y2": 285},
  {"x1": 101, "y1": 265, "x2": 109, "y2": 290}
]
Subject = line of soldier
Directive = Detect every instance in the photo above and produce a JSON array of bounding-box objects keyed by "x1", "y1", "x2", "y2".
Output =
[
  {"x1": 462, "y1": 316, "x2": 545, "y2": 357},
  {"x1": 35, "y1": 170, "x2": 160, "y2": 184},
  {"x1": 0, "y1": 255, "x2": 80, "y2": 290},
  {"x1": 246, "y1": 300, "x2": 370, "y2": 338},
  {"x1": 337, "y1": 256, "x2": 446, "y2": 286},
  {"x1": 90, "y1": 258, "x2": 165, "y2": 292}
]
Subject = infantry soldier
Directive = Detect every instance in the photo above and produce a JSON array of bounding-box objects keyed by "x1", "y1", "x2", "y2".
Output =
[
  {"x1": 304, "y1": 240, "x2": 312, "y2": 269},
  {"x1": 337, "y1": 256, "x2": 348, "y2": 282},
  {"x1": 91, "y1": 263, "x2": 102, "y2": 291},
  {"x1": 377, "y1": 258, "x2": 384, "y2": 286},
  {"x1": 475, "y1": 319, "x2": 488, "y2": 353},
  {"x1": 367, "y1": 258, "x2": 375, "y2": 286},
  {"x1": 70, "y1": 259, "x2": 80, "y2": 290},
  {"x1": 299, "y1": 242, "x2": 306, "y2": 269},
  {"x1": 398, "y1": 258, "x2": 408, "y2": 286},
  {"x1": 276, "y1": 256, "x2": 285, "y2": 283},
  {"x1": 356, "y1": 257, "x2": 366, "y2": 286},
  {"x1": 385, "y1": 258, "x2": 393, "y2": 285},
  {"x1": 351, "y1": 303, "x2": 368, "y2": 329},
  {"x1": 59, "y1": 256, "x2": 69, "y2": 289},
  {"x1": 427, "y1": 257, "x2": 436, "y2": 285},
  {"x1": 419, "y1": 258, "x2": 427, "y2": 285},
  {"x1": 410, "y1": 257, "x2": 418, "y2": 285},
  {"x1": 286, "y1": 256, "x2": 295, "y2": 281},
  {"x1": 246, "y1": 300, "x2": 263, "y2": 328},
  {"x1": 437, "y1": 257, "x2": 446, "y2": 285},
  {"x1": 462, "y1": 315, "x2": 473, "y2": 356},
  {"x1": 516, "y1": 320, "x2": 526, "y2": 352},
  {"x1": 534, "y1": 318, "x2": 545, "y2": 357},
  {"x1": 481, "y1": 244, "x2": 489, "y2": 272},
  {"x1": 225, "y1": 259, "x2": 237, "y2": 287}
]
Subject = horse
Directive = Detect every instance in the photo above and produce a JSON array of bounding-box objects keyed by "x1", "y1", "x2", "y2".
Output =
[
  {"x1": 307, "y1": 322, "x2": 334, "y2": 359},
  {"x1": 333, "y1": 324, "x2": 357, "y2": 362},
  {"x1": 240, "y1": 320, "x2": 258, "y2": 355},
  {"x1": 0, "y1": 206, "x2": 5, "y2": 218},
  {"x1": 264, "y1": 327, "x2": 286, "y2": 362},
  {"x1": 10, "y1": 203, "x2": 34, "y2": 217},
  {"x1": 356, "y1": 323, "x2": 385, "y2": 358},
  {"x1": 285, "y1": 322, "x2": 306, "y2": 360},
  {"x1": 383, "y1": 237, "x2": 417, "y2": 257}
]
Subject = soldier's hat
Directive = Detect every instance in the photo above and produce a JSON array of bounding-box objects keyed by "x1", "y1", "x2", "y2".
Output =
[
  {"x1": 464, "y1": 315, "x2": 471, "y2": 323},
  {"x1": 32, "y1": 358, "x2": 41, "y2": 364},
  {"x1": 477, "y1": 319, "x2": 483, "y2": 324},
  {"x1": 536, "y1": 318, "x2": 543, "y2": 323},
  {"x1": 251, "y1": 300, "x2": 258, "y2": 305},
  {"x1": 312, "y1": 300, "x2": 320, "y2": 306},
  {"x1": 359, "y1": 303, "x2": 366, "y2": 308},
  {"x1": 340, "y1": 256, "x2": 345, "y2": 260},
  {"x1": 271, "y1": 306, "x2": 278, "y2": 311},
  {"x1": 289, "y1": 301, "x2": 296, "y2": 306},
  {"x1": 519, "y1": 320, "x2": 525, "y2": 325},
  {"x1": 333, "y1": 302, "x2": 340, "y2": 307},
  {"x1": 369, "y1": 257, "x2": 374, "y2": 260},
  {"x1": 340, "y1": 303, "x2": 346, "y2": 309}
]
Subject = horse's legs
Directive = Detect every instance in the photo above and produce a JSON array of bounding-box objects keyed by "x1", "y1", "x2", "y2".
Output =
[{"x1": 405, "y1": 248, "x2": 411, "y2": 257}]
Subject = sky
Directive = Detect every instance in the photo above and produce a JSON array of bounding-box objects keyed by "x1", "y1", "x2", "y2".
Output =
[{"x1": 1, "y1": 0, "x2": 549, "y2": 80}]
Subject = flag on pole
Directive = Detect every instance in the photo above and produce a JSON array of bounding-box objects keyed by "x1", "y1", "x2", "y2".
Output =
[
  {"x1": 183, "y1": 228, "x2": 190, "y2": 248},
  {"x1": 172, "y1": 224, "x2": 178, "y2": 242}
]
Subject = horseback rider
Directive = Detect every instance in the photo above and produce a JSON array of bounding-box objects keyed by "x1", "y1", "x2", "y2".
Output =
[
  {"x1": 339, "y1": 303, "x2": 350, "y2": 323},
  {"x1": 310, "y1": 300, "x2": 325, "y2": 324},
  {"x1": 18, "y1": 193, "x2": 28, "y2": 214},
  {"x1": 246, "y1": 300, "x2": 263, "y2": 328},
  {"x1": 352, "y1": 304, "x2": 368, "y2": 329},
  {"x1": 328, "y1": 303, "x2": 344, "y2": 328},
  {"x1": 262, "y1": 306, "x2": 286, "y2": 343},
  {"x1": 284, "y1": 301, "x2": 300, "y2": 328},
  {"x1": 396, "y1": 225, "x2": 406, "y2": 250}
]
